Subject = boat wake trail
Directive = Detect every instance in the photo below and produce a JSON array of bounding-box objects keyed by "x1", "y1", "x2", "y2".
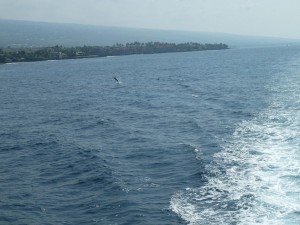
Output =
[{"x1": 171, "y1": 59, "x2": 300, "y2": 225}]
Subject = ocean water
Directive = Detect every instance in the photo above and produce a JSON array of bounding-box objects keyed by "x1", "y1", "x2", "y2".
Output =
[{"x1": 1, "y1": 46, "x2": 300, "y2": 225}]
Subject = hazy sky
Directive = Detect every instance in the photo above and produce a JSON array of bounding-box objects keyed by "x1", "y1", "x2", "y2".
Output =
[{"x1": 0, "y1": 0, "x2": 300, "y2": 39}]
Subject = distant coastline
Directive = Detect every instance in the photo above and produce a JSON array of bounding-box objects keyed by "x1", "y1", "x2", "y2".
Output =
[{"x1": 0, "y1": 41, "x2": 228, "y2": 64}]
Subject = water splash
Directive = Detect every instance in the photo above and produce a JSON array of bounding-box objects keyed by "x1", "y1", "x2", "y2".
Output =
[{"x1": 171, "y1": 60, "x2": 300, "y2": 225}]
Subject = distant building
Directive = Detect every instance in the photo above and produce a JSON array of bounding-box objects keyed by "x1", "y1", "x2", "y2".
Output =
[
  {"x1": 76, "y1": 51, "x2": 84, "y2": 57},
  {"x1": 58, "y1": 52, "x2": 67, "y2": 59}
]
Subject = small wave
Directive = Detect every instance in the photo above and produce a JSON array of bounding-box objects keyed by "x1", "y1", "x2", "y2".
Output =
[
  {"x1": 171, "y1": 65, "x2": 300, "y2": 224},
  {"x1": 178, "y1": 143, "x2": 202, "y2": 160}
]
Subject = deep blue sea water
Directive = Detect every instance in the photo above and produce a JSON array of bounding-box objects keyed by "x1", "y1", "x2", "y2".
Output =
[{"x1": 1, "y1": 46, "x2": 300, "y2": 225}]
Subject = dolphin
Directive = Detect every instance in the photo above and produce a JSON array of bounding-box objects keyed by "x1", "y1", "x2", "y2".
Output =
[{"x1": 113, "y1": 76, "x2": 119, "y2": 82}]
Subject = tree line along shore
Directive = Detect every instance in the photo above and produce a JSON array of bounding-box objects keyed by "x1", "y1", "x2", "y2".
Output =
[{"x1": 0, "y1": 41, "x2": 228, "y2": 64}]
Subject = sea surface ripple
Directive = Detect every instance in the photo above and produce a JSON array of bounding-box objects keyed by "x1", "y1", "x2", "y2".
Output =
[{"x1": 1, "y1": 46, "x2": 300, "y2": 224}]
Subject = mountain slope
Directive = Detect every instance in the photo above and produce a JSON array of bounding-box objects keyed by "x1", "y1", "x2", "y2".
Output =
[{"x1": 0, "y1": 19, "x2": 299, "y2": 48}]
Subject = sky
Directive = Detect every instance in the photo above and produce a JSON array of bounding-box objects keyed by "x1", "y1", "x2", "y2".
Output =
[{"x1": 0, "y1": 0, "x2": 300, "y2": 39}]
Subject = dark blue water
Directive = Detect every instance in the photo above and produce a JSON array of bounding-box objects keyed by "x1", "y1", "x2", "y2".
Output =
[{"x1": 1, "y1": 46, "x2": 300, "y2": 225}]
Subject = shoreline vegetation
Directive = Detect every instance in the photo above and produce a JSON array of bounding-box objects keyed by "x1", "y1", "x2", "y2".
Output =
[{"x1": 0, "y1": 41, "x2": 228, "y2": 64}]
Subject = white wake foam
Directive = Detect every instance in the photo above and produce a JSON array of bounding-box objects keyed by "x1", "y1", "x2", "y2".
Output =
[{"x1": 171, "y1": 59, "x2": 300, "y2": 225}]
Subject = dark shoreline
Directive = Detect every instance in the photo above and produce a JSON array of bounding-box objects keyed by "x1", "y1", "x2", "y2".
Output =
[{"x1": 0, "y1": 41, "x2": 229, "y2": 64}]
